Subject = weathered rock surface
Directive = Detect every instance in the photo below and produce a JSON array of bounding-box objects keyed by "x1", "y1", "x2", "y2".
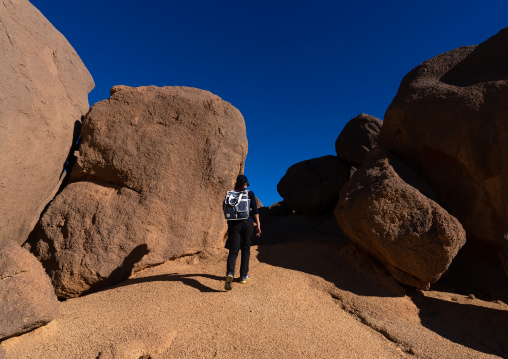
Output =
[
  {"x1": 380, "y1": 27, "x2": 508, "y2": 247},
  {"x1": 254, "y1": 195, "x2": 263, "y2": 209},
  {"x1": 277, "y1": 156, "x2": 350, "y2": 215},
  {"x1": 0, "y1": 240, "x2": 59, "y2": 340},
  {"x1": 25, "y1": 85, "x2": 247, "y2": 298},
  {"x1": 0, "y1": 0, "x2": 94, "y2": 245},
  {"x1": 335, "y1": 113, "x2": 383, "y2": 166},
  {"x1": 502, "y1": 233, "x2": 508, "y2": 278},
  {"x1": 335, "y1": 148, "x2": 466, "y2": 289}
]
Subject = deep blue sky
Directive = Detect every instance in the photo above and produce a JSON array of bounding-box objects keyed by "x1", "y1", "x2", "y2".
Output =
[{"x1": 31, "y1": 0, "x2": 508, "y2": 206}]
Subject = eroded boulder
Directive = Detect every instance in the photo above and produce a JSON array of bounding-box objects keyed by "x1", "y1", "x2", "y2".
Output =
[
  {"x1": 335, "y1": 113, "x2": 383, "y2": 166},
  {"x1": 277, "y1": 156, "x2": 350, "y2": 215},
  {"x1": 0, "y1": 0, "x2": 94, "y2": 245},
  {"x1": 335, "y1": 148, "x2": 466, "y2": 289},
  {"x1": 25, "y1": 85, "x2": 247, "y2": 298},
  {"x1": 380, "y1": 27, "x2": 508, "y2": 247},
  {"x1": 0, "y1": 240, "x2": 59, "y2": 340}
]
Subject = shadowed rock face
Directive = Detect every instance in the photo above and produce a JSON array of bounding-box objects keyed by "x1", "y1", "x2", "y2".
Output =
[
  {"x1": 380, "y1": 27, "x2": 508, "y2": 248},
  {"x1": 0, "y1": 240, "x2": 59, "y2": 340},
  {"x1": 502, "y1": 233, "x2": 508, "y2": 278},
  {"x1": 336, "y1": 148, "x2": 466, "y2": 289},
  {"x1": 335, "y1": 113, "x2": 383, "y2": 167},
  {"x1": 0, "y1": 0, "x2": 94, "y2": 245},
  {"x1": 25, "y1": 85, "x2": 247, "y2": 298},
  {"x1": 277, "y1": 156, "x2": 350, "y2": 215}
]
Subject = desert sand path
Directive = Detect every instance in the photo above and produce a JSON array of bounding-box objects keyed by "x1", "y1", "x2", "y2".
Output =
[{"x1": 2, "y1": 239, "x2": 507, "y2": 358}]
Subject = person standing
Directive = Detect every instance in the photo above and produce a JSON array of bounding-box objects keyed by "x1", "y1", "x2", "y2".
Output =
[{"x1": 224, "y1": 175, "x2": 261, "y2": 290}]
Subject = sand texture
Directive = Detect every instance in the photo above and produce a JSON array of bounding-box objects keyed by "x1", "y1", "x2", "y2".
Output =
[{"x1": 2, "y1": 235, "x2": 507, "y2": 359}]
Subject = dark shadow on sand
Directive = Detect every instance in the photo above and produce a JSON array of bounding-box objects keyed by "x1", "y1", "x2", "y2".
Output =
[
  {"x1": 111, "y1": 273, "x2": 225, "y2": 293},
  {"x1": 255, "y1": 209, "x2": 508, "y2": 357},
  {"x1": 81, "y1": 244, "x2": 150, "y2": 296},
  {"x1": 82, "y1": 244, "x2": 226, "y2": 294},
  {"x1": 409, "y1": 288, "x2": 508, "y2": 357},
  {"x1": 254, "y1": 211, "x2": 406, "y2": 298}
]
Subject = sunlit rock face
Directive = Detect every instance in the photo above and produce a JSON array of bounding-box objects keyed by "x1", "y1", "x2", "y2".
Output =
[
  {"x1": 0, "y1": 0, "x2": 94, "y2": 245},
  {"x1": 26, "y1": 85, "x2": 248, "y2": 298},
  {"x1": 380, "y1": 27, "x2": 508, "y2": 248},
  {"x1": 336, "y1": 148, "x2": 466, "y2": 290},
  {"x1": 0, "y1": 240, "x2": 59, "y2": 340}
]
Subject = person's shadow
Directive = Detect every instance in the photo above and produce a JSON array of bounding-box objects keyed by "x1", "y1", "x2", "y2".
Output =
[
  {"x1": 81, "y1": 244, "x2": 150, "y2": 295},
  {"x1": 82, "y1": 244, "x2": 226, "y2": 295},
  {"x1": 111, "y1": 273, "x2": 225, "y2": 293}
]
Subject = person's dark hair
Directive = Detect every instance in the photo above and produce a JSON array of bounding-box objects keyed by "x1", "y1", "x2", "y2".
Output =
[{"x1": 235, "y1": 175, "x2": 249, "y2": 189}]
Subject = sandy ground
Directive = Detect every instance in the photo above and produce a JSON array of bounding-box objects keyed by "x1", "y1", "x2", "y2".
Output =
[{"x1": 2, "y1": 236, "x2": 508, "y2": 359}]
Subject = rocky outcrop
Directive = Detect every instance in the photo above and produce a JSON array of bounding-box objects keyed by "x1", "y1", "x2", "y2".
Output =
[
  {"x1": 380, "y1": 27, "x2": 508, "y2": 247},
  {"x1": 502, "y1": 233, "x2": 508, "y2": 278},
  {"x1": 277, "y1": 156, "x2": 350, "y2": 215},
  {"x1": 336, "y1": 148, "x2": 466, "y2": 289},
  {"x1": 0, "y1": 241, "x2": 59, "y2": 340},
  {"x1": 335, "y1": 113, "x2": 383, "y2": 166},
  {"x1": 0, "y1": 0, "x2": 94, "y2": 245},
  {"x1": 25, "y1": 85, "x2": 247, "y2": 298}
]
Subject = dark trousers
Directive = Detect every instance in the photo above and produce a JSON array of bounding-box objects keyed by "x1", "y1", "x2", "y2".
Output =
[{"x1": 226, "y1": 220, "x2": 254, "y2": 277}]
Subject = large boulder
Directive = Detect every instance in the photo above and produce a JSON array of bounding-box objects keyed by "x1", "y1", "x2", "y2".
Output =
[
  {"x1": 0, "y1": 0, "x2": 94, "y2": 245},
  {"x1": 25, "y1": 85, "x2": 248, "y2": 298},
  {"x1": 0, "y1": 240, "x2": 59, "y2": 340},
  {"x1": 335, "y1": 113, "x2": 383, "y2": 166},
  {"x1": 335, "y1": 148, "x2": 466, "y2": 289},
  {"x1": 379, "y1": 27, "x2": 508, "y2": 248},
  {"x1": 277, "y1": 156, "x2": 350, "y2": 215}
]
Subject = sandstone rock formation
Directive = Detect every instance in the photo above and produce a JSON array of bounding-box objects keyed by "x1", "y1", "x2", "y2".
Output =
[
  {"x1": 25, "y1": 85, "x2": 247, "y2": 298},
  {"x1": 380, "y1": 27, "x2": 508, "y2": 247},
  {"x1": 254, "y1": 195, "x2": 263, "y2": 209},
  {"x1": 0, "y1": 0, "x2": 94, "y2": 245},
  {"x1": 335, "y1": 113, "x2": 383, "y2": 166},
  {"x1": 277, "y1": 156, "x2": 350, "y2": 215},
  {"x1": 502, "y1": 232, "x2": 508, "y2": 278},
  {"x1": 0, "y1": 240, "x2": 59, "y2": 340},
  {"x1": 336, "y1": 148, "x2": 466, "y2": 289}
]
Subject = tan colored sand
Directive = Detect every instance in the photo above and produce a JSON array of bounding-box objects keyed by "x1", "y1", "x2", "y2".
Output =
[{"x1": 2, "y1": 240, "x2": 507, "y2": 358}]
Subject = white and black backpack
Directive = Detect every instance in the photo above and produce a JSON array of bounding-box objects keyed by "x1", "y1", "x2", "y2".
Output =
[{"x1": 223, "y1": 189, "x2": 250, "y2": 220}]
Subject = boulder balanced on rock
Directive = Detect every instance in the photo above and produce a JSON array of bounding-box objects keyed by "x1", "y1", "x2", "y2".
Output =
[
  {"x1": 380, "y1": 27, "x2": 508, "y2": 248},
  {"x1": 336, "y1": 148, "x2": 466, "y2": 289},
  {"x1": 335, "y1": 113, "x2": 383, "y2": 167},
  {"x1": 26, "y1": 85, "x2": 248, "y2": 298}
]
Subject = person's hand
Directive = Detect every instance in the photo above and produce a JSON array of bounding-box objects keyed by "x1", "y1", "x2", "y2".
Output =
[{"x1": 255, "y1": 227, "x2": 262, "y2": 237}]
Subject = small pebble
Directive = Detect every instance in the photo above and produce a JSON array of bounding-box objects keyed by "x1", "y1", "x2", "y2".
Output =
[
  {"x1": 451, "y1": 297, "x2": 458, "y2": 302},
  {"x1": 468, "y1": 294, "x2": 475, "y2": 300}
]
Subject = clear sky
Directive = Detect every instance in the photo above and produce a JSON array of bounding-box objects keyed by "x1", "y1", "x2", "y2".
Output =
[{"x1": 30, "y1": 0, "x2": 508, "y2": 206}]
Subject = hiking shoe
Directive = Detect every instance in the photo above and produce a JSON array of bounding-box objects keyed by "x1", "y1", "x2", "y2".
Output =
[
  {"x1": 240, "y1": 275, "x2": 249, "y2": 284},
  {"x1": 225, "y1": 273, "x2": 233, "y2": 290}
]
